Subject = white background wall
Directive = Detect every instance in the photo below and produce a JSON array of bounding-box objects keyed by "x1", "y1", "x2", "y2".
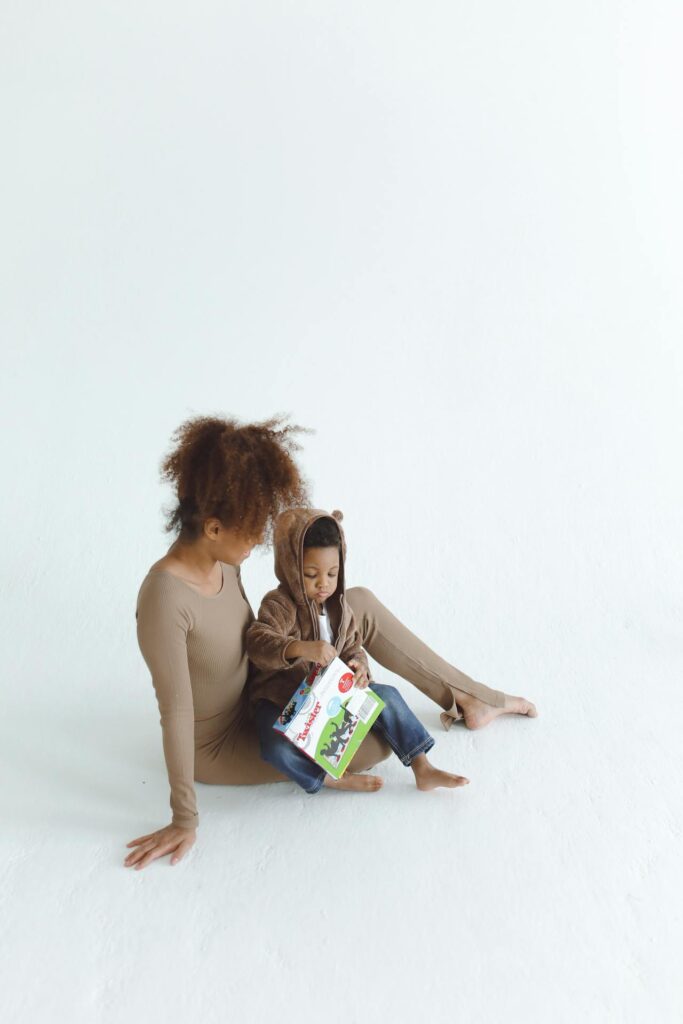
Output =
[{"x1": 1, "y1": 3, "x2": 681, "y2": 1022}]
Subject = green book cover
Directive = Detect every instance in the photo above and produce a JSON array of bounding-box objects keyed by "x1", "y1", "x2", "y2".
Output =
[{"x1": 273, "y1": 656, "x2": 386, "y2": 779}]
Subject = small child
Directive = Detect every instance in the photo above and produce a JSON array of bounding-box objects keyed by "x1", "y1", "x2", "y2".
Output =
[{"x1": 245, "y1": 507, "x2": 469, "y2": 794}]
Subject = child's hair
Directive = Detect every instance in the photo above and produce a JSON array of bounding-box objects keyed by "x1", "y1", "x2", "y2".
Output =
[{"x1": 303, "y1": 517, "x2": 341, "y2": 551}]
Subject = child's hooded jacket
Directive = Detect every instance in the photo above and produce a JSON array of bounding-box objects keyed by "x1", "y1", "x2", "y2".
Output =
[{"x1": 245, "y1": 507, "x2": 370, "y2": 709}]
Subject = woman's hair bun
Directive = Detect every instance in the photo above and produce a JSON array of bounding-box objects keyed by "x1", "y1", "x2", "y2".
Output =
[{"x1": 331, "y1": 509, "x2": 343, "y2": 522}]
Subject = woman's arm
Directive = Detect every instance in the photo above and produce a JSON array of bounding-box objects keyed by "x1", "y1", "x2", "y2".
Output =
[
  {"x1": 245, "y1": 590, "x2": 308, "y2": 672},
  {"x1": 234, "y1": 564, "x2": 255, "y2": 622},
  {"x1": 135, "y1": 575, "x2": 199, "y2": 830}
]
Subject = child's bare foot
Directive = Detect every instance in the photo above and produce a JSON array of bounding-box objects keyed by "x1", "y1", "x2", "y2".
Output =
[
  {"x1": 323, "y1": 772, "x2": 384, "y2": 792},
  {"x1": 410, "y1": 753, "x2": 470, "y2": 791}
]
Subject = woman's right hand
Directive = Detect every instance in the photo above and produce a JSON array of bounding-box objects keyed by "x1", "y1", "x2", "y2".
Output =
[
  {"x1": 305, "y1": 641, "x2": 337, "y2": 667},
  {"x1": 124, "y1": 823, "x2": 196, "y2": 870}
]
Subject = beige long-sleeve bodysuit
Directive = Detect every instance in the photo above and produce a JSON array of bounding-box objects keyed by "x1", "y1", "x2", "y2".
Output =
[{"x1": 135, "y1": 562, "x2": 506, "y2": 829}]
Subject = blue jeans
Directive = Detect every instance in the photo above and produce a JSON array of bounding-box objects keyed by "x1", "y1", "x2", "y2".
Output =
[{"x1": 253, "y1": 682, "x2": 436, "y2": 794}]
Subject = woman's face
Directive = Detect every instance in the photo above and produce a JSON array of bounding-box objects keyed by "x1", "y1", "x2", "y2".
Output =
[{"x1": 204, "y1": 520, "x2": 264, "y2": 565}]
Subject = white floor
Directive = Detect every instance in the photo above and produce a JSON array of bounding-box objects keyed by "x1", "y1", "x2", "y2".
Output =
[
  {"x1": 2, "y1": 621, "x2": 681, "y2": 1024},
  {"x1": 2, "y1": 1, "x2": 682, "y2": 1020}
]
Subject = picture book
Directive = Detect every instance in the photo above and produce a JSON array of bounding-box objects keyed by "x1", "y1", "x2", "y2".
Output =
[{"x1": 272, "y1": 656, "x2": 385, "y2": 779}]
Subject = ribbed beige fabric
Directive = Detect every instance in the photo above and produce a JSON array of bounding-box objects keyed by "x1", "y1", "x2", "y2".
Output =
[
  {"x1": 135, "y1": 563, "x2": 391, "y2": 828},
  {"x1": 135, "y1": 563, "x2": 506, "y2": 829},
  {"x1": 137, "y1": 563, "x2": 268, "y2": 828}
]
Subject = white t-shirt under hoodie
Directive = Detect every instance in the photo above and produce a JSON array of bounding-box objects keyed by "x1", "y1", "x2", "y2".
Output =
[{"x1": 317, "y1": 604, "x2": 333, "y2": 643}]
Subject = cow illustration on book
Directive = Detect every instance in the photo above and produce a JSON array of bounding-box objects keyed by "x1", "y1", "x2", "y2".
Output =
[{"x1": 319, "y1": 702, "x2": 360, "y2": 766}]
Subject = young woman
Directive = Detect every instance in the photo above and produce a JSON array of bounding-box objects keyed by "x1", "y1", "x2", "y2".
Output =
[{"x1": 126, "y1": 414, "x2": 537, "y2": 871}]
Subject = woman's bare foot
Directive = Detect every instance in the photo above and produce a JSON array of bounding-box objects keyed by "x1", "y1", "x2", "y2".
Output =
[
  {"x1": 411, "y1": 753, "x2": 470, "y2": 791},
  {"x1": 323, "y1": 772, "x2": 384, "y2": 792},
  {"x1": 446, "y1": 691, "x2": 538, "y2": 730},
  {"x1": 463, "y1": 693, "x2": 538, "y2": 730}
]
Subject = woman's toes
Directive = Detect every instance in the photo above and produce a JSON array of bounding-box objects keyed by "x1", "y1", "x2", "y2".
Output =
[{"x1": 514, "y1": 697, "x2": 538, "y2": 717}]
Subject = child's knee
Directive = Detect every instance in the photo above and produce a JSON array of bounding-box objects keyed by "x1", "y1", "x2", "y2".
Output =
[
  {"x1": 371, "y1": 682, "x2": 411, "y2": 718},
  {"x1": 371, "y1": 682, "x2": 402, "y2": 703}
]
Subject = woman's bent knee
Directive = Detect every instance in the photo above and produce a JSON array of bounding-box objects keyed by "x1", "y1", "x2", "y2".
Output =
[
  {"x1": 344, "y1": 585, "x2": 376, "y2": 622},
  {"x1": 345, "y1": 585, "x2": 375, "y2": 613}
]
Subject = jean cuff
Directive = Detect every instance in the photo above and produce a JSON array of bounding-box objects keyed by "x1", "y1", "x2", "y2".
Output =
[
  {"x1": 401, "y1": 735, "x2": 436, "y2": 767},
  {"x1": 306, "y1": 771, "x2": 327, "y2": 794}
]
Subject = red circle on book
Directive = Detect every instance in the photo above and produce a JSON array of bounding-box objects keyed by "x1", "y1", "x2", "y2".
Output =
[{"x1": 338, "y1": 672, "x2": 354, "y2": 693}]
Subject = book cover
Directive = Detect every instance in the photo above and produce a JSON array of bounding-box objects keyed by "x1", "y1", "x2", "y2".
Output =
[{"x1": 273, "y1": 656, "x2": 386, "y2": 779}]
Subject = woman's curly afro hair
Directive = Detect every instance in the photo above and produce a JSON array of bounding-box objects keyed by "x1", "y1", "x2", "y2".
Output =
[{"x1": 160, "y1": 412, "x2": 313, "y2": 545}]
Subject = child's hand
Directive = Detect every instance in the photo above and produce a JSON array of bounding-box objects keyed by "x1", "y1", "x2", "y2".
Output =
[
  {"x1": 348, "y1": 658, "x2": 370, "y2": 689},
  {"x1": 305, "y1": 641, "x2": 337, "y2": 667}
]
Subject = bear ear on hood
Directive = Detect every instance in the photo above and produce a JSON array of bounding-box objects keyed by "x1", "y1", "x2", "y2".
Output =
[
  {"x1": 330, "y1": 509, "x2": 343, "y2": 522},
  {"x1": 274, "y1": 509, "x2": 297, "y2": 536}
]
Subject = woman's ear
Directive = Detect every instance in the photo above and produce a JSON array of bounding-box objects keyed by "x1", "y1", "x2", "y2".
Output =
[
  {"x1": 204, "y1": 517, "x2": 223, "y2": 539},
  {"x1": 331, "y1": 509, "x2": 343, "y2": 522}
]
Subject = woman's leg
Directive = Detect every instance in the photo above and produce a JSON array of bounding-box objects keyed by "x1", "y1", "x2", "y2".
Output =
[
  {"x1": 194, "y1": 705, "x2": 392, "y2": 787},
  {"x1": 345, "y1": 585, "x2": 508, "y2": 726}
]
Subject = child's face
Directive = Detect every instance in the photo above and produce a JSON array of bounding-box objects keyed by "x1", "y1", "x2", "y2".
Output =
[{"x1": 302, "y1": 546, "x2": 339, "y2": 607}]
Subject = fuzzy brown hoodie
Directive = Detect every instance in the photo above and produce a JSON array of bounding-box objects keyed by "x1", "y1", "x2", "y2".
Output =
[{"x1": 245, "y1": 507, "x2": 370, "y2": 709}]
